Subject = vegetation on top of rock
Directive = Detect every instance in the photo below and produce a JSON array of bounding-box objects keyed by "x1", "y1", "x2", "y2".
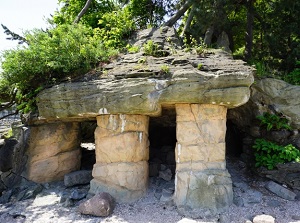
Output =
[
  {"x1": 142, "y1": 40, "x2": 168, "y2": 57},
  {"x1": 183, "y1": 37, "x2": 208, "y2": 56},
  {"x1": 1, "y1": 23, "x2": 117, "y2": 113},
  {"x1": 159, "y1": 65, "x2": 170, "y2": 75},
  {"x1": 0, "y1": 0, "x2": 299, "y2": 116}
]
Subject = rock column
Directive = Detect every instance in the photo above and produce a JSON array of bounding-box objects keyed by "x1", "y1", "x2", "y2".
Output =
[
  {"x1": 90, "y1": 114, "x2": 149, "y2": 202},
  {"x1": 174, "y1": 104, "x2": 233, "y2": 218},
  {"x1": 26, "y1": 122, "x2": 81, "y2": 183}
]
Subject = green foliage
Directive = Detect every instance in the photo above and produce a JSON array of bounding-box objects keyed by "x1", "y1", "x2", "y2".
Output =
[
  {"x1": 253, "y1": 138, "x2": 300, "y2": 170},
  {"x1": 254, "y1": 61, "x2": 268, "y2": 77},
  {"x1": 160, "y1": 64, "x2": 170, "y2": 74},
  {"x1": 138, "y1": 57, "x2": 146, "y2": 64},
  {"x1": 127, "y1": 0, "x2": 174, "y2": 28},
  {"x1": 52, "y1": 0, "x2": 117, "y2": 28},
  {"x1": 257, "y1": 112, "x2": 292, "y2": 131},
  {"x1": 284, "y1": 61, "x2": 300, "y2": 85},
  {"x1": 0, "y1": 78, "x2": 12, "y2": 102},
  {"x1": 142, "y1": 40, "x2": 167, "y2": 57},
  {"x1": 95, "y1": 7, "x2": 136, "y2": 48},
  {"x1": 3, "y1": 128, "x2": 13, "y2": 139},
  {"x1": 1, "y1": 24, "x2": 117, "y2": 113},
  {"x1": 197, "y1": 63, "x2": 203, "y2": 70},
  {"x1": 126, "y1": 44, "x2": 140, "y2": 54},
  {"x1": 183, "y1": 37, "x2": 207, "y2": 55},
  {"x1": 143, "y1": 40, "x2": 159, "y2": 56}
]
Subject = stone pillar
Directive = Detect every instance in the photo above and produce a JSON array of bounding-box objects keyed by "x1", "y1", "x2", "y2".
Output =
[
  {"x1": 174, "y1": 104, "x2": 233, "y2": 218},
  {"x1": 90, "y1": 114, "x2": 149, "y2": 202},
  {"x1": 26, "y1": 122, "x2": 81, "y2": 183}
]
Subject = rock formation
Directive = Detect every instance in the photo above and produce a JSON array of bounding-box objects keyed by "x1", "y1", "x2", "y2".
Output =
[{"x1": 19, "y1": 27, "x2": 254, "y2": 218}]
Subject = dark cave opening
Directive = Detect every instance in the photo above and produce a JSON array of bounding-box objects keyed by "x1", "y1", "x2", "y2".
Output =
[
  {"x1": 79, "y1": 121, "x2": 96, "y2": 170},
  {"x1": 148, "y1": 107, "x2": 177, "y2": 179},
  {"x1": 225, "y1": 119, "x2": 245, "y2": 157}
]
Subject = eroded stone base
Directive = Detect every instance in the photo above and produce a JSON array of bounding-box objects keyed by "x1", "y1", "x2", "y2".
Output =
[
  {"x1": 90, "y1": 161, "x2": 148, "y2": 202},
  {"x1": 175, "y1": 169, "x2": 233, "y2": 218},
  {"x1": 174, "y1": 104, "x2": 233, "y2": 217}
]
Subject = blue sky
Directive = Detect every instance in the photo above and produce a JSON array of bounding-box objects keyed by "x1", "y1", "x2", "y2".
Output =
[{"x1": 0, "y1": 0, "x2": 59, "y2": 53}]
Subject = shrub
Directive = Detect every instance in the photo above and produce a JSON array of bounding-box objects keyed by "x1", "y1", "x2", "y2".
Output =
[
  {"x1": 284, "y1": 61, "x2": 300, "y2": 85},
  {"x1": 254, "y1": 61, "x2": 268, "y2": 77},
  {"x1": 183, "y1": 37, "x2": 207, "y2": 55},
  {"x1": 197, "y1": 63, "x2": 203, "y2": 70},
  {"x1": 142, "y1": 40, "x2": 168, "y2": 57},
  {"x1": 160, "y1": 65, "x2": 170, "y2": 74},
  {"x1": 143, "y1": 40, "x2": 159, "y2": 56},
  {"x1": 256, "y1": 112, "x2": 291, "y2": 131},
  {"x1": 126, "y1": 44, "x2": 140, "y2": 54},
  {"x1": 1, "y1": 24, "x2": 118, "y2": 113},
  {"x1": 253, "y1": 138, "x2": 300, "y2": 170},
  {"x1": 95, "y1": 7, "x2": 136, "y2": 49}
]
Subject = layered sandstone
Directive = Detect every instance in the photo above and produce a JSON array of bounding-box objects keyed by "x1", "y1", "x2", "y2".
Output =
[
  {"x1": 90, "y1": 115, "x2": 149, "y2": 202},
  {"x1": 36, "y1": 27, "x2": 254, "y2": 121},
  {"x1": 25, "y1": 122, "x2": 81, "y2": 183},
  {"x1": 174, "y1": 104, "x2": 233, "y2": 218}
]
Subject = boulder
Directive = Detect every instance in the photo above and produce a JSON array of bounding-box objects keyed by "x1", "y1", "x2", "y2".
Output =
[
  {"x1": 265, "y1": 181, "x2": 296, "y2": 200},
  {"x1": 15, "y1": 184, "x2": 43, "y2": 201},
  {"x1": 0, "y1": 127, "x2": 30, "y2": 189},
  {"x1": 25, "y1": 122, "x2": 81, "y2": 183},
  {"x1": 253, "y1": 214, "x2": 275, "y2": 223},
  {"x1": 79, "y1": 192, "x2": 115, "y2": 217},
  {"x1": 259, "y1": 162, "x2": 300, "y2": 190},
  {"x1": 64, "y1": 170, "x2": 92, "y2": 187},
  {"x1": 228, "y1": 78, "x2": 300, "y2": 131}
]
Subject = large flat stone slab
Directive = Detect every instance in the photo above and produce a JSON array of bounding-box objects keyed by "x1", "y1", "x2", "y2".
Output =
[{"x1": 36, "y1": 27, "x2": 254, "y2": 121}]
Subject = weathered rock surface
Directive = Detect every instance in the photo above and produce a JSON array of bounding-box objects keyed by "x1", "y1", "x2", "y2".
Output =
[
  {"x1": 64, "y1": 170, "x2": 92, "y2": 187},
  {"x1": 253, "y1": 214, "x2": 275, "y2": 223},
  {"x1": 90, "y1": 114, "x2": 149, "y2": 203},
  {"x1": 228, "y1": 78, "x2": 300, "y2": 130},
  {"x1": 265, "y1": 181, "x2": 296, "y2": 200},
  {"x1": 174, "y1": 104, "x2": 233, "y2": 218},
  {"x1": 259, "y1": 162, "x2": 300, "y2": 190},
  {"x1": 227, "y1": 78, "x2": 300, "y2": 189},
  {"x1": 78, "y1": 192, "x2": 115, "y2": 217},
  {"x1": 25, "y1": 122, "x2": 81, "y2": 183},
  {"x1": 0, "y1": 127, "x2": 29, "y2": 190},
  {"x1": 36, "y1": 27, "x2": 254, "y2": 121}
]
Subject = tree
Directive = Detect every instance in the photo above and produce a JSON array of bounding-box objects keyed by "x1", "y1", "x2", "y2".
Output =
[
  {"x1": 244, "y1": 0, "x2": 254, "y2": 62},
  {"x1": 73, "y1": 0, "x2": 93, "y2": 23}
]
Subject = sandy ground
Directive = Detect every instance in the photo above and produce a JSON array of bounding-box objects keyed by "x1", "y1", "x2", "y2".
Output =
[{"x1": 1, "y1": 157, "x2": 300, "y2": 223}]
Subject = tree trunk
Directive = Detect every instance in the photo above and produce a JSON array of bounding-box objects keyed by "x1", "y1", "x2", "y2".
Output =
[
  {"x1": 73, "y1": 0, "x2": 93, "y2": 24},
  {"x1": 180, "y1": 4, "x2": 196, "y2": 38},
  {"x1": 163, "y1": 0, "x2": 195, "y2": 27},
  {"x1": 204, "y1": 26, "x2": 214, "y2": 46},
  {"x1": 244, "y1": 0, "x2": 254, "y2": 62}
]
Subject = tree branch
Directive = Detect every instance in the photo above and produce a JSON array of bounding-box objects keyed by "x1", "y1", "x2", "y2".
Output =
[
  {"x1": 180, "y1": 4, "x2": 196, "y2": 37},
  {"x1": 163, "y1": 0, "x2": 195, "y2": 27},
  {"x1": 1, "y1": 24, "x2": 27, "y2": 44},
  {"x1": 73, "y1": 0, "x2": 93, "y2": 24},
  {"x1": 0, "y1": 111, "x2": 18, "y2": 121}
]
